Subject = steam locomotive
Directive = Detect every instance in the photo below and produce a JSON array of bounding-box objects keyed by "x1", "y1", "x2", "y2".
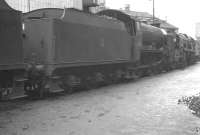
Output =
[{"x1": 0, "y1": 0, "x2": 198, "y2": 99}]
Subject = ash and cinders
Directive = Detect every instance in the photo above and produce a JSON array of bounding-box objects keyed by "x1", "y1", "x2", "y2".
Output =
[{"x1": 178, "y1": 92, "x2": 200, "y2": 117}]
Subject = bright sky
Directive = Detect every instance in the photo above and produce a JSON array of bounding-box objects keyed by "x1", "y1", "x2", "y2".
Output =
[{"x1": 105, "y1": 0, "x2": 200, "y2": 38}]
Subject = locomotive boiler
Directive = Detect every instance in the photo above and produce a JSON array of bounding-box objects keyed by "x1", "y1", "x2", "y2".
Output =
[{"x1": 140, "y1": 23, "x2": 166, "y2": 65}]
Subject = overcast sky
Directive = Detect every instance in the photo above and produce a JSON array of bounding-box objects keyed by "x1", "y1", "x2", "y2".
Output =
[{"x1": 105, "y1": 0, "x2": 200, "y2": 38}]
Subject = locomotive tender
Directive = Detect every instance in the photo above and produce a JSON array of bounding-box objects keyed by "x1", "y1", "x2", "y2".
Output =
[
  {"x1": 23, "y1": 8, "x2": 142, "y2": 97},
  {"x1": 0, "y1": 0, "x2": 198, "y2": 99},
  {"x1": 0, "y1": 1, "x2": 25, "y2": 99}
]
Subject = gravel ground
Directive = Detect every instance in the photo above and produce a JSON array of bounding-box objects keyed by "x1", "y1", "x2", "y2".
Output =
[{"x1": 1, "y1": 63, "x2": 200, "y2": 135}]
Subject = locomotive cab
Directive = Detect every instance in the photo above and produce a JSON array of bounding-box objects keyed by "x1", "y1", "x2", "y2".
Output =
[{"x1": 97, "y1": 9, "x2": 142, "y2": 63}]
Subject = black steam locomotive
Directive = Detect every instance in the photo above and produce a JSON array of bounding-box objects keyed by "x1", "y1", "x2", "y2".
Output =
[{"x1": 0, "y1": 0, "x2": 198, "y2": 99}]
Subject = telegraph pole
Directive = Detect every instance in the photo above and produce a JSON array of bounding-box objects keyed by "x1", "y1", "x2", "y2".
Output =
[
  {"x1": 27, "y1": 0, "x2": 30, "y2": 12},
  {"x1": 153, "y1": 0, "x2": 155, "y2": 24}
]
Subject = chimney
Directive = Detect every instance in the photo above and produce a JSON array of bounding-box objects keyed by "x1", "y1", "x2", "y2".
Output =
[{"x1": 125, "y1": 4, "x2": 130, "y2": 11}]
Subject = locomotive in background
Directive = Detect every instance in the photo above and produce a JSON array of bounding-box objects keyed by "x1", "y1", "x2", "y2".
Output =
[{"x1": 0, "y1": 0, "x2": 199, "y2": 100}]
